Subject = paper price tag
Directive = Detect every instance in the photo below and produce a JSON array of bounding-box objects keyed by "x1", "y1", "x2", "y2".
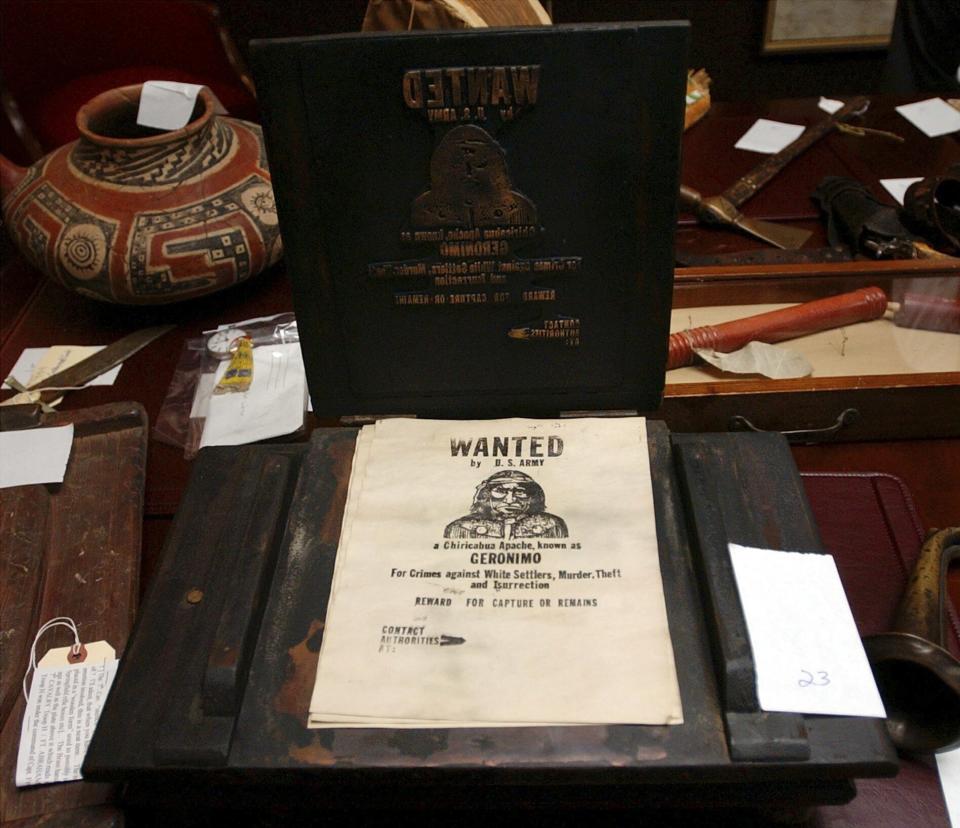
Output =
[
  {"x1": 728, "y1": 543, "x2": 886, "y2": 719},
  {"x1": 16, "y1": 658, "x2": 118, "y2": 786},
  {"x1": 38, "y1": 641, "x2": 116, "y2": 668}
]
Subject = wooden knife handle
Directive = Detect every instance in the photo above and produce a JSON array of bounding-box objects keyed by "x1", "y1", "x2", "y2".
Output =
[
  {"x1": 667, "y1": 286, "x2": 888, "y2": 370},
  {"x1": 723, "y1": 96, "x2": 869, "y2": 209}
]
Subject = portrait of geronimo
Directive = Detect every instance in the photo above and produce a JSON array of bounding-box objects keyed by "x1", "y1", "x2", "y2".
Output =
[
  {"x1": 444, "y1": 470, "x2": 568, "y2": 540},
  {"x1": 411, "y1": 124, "x2": 538, "y2": 229}
]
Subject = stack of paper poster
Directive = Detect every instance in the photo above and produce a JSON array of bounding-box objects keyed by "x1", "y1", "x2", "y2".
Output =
[{"x1": 308, "y1": 417, "x2": 683, "y2": 728}]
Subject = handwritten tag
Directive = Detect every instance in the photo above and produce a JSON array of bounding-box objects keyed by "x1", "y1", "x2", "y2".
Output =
[
  {"x1": 16, "y1": 659, "x2": 118, "y2": 786},
  {"x1": 3, "y1": 347, "x2": 123, "y2": 407},
  {"x1": 734, "y1": 118, "x2": 805, "y2": 154},
  {"x1": 728, "y1": 543, "x2": 886, "y2": 718}
]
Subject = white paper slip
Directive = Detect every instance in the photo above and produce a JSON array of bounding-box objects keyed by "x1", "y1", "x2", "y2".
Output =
[
  {"x1": 0, "y1": 424, "x2": 74, "y2": 489},
  {"x1": 938, "y1": 746, "x2": 960, "y2": 828},
  {"x1": 734, "y1": 118, "x2": 805, "y2": 154},
  {"x1": 880, "y1": 177, "x2": 923, "y2": 206},
  {"x1": 137, "y1": 81, "x2": 205, "y2": 131},
  {"x1": 7, "y1": 346, "x2": 122, "y2": 388},
  {"x1": 728, "y1": 543, "x2": 886, "y2": 719},
  {"x1": 199, "y1": 343, "x2": 306, "y2": 448},
  {"x1": 16, "y1": 659, "x2": 118, "y2": 787},
  {"x1": 896, "y1": 97, "x2": 960, "y2": 138},
  {"x1": 818, "y1": 96, "x2": 844, "y2": 115},
  {"x1": 189, "y1": 372, "x2": 218, "y2": 420},
  {"x1": 694, "y1": 341, "x2": 812, "y2": 379}
]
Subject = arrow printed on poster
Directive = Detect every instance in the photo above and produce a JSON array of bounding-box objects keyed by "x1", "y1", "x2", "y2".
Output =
[{"x1": 440, "y1": 635, "x2": 466, "y2": 646}]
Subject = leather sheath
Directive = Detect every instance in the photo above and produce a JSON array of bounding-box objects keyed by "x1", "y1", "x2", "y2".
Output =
[{"x1": 813, "y1": 176, "x2": 916, "y2": 258}]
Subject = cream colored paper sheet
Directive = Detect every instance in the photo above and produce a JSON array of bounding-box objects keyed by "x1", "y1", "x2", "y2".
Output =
[{"x1": 309, "y1": 417, "x2": 682, "y2": 728}]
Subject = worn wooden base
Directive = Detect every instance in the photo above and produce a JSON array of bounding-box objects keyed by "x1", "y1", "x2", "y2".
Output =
[
  {"x1": 84, "y1": 423, "x2": 895, "y2": 813},
  {"x1": 0, "y1": 402, "x2": 146, "y2": 824}
]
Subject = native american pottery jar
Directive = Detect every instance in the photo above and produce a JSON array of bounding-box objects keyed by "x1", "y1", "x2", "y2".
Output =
[{"x1": 0, "y1": 85, "x2": 282, "y2": 304}]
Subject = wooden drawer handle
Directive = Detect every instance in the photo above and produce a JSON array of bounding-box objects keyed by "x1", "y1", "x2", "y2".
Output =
[{"x1": 728, "y1": 408, "x2": 860, "y2": 444}]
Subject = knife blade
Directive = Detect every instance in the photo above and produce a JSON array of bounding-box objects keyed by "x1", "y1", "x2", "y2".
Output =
[{"x1": 18, "y1": 325, "x2": 176, "y2": 402}]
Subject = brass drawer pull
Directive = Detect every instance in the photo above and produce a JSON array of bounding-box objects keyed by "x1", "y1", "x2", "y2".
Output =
[{"x1": 728, "y1": 408, "x2": 860, "y2": 444}]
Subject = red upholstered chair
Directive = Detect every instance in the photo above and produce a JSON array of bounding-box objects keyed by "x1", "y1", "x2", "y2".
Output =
[{"x1": 0, "y1": 0, "x2": 259, "y2": 160}]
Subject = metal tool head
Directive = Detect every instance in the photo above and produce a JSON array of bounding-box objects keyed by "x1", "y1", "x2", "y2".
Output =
[
  {"x1": 702, "y1": 194, "x2": 812, "y2": 250},
  {"x1": 732, "y1": 214, "x2": 813, "y2": 250}
]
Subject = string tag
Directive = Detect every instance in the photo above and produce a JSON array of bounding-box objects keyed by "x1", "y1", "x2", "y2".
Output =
[{"x1": 16, "y1": 617, "x2": 118, "y2": 787}]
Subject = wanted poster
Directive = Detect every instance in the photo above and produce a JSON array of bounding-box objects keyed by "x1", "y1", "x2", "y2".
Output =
[{"x1": 309, "y1": 417, "x2": 682, "y2": 727}]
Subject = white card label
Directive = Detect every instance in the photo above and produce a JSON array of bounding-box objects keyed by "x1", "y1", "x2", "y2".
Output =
[
  {"x1": 728, "y1": 543, "x2": 886, "y2": 718},
  {"x1": 896, "y1": 97, "x2": 960, "y2": 138},
  {"x1": 0, "y1": 424, "x2": 74, "y2": 489},
  {"x1": 16, "y1": 660, "x2": 119, "y2": 786},
  {"x1": 734, "y1": 118, "x2": 806, "y2": 154}
]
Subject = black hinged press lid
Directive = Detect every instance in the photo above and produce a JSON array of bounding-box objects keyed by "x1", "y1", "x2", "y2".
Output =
[{"x1": 252, "y1": 22, "x2": 689, "y2": 418}]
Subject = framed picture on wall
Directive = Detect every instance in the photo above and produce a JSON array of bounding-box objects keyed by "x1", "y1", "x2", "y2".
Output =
[{"x1": 762, "y1": 0, "x2": 897, "y2": 54}]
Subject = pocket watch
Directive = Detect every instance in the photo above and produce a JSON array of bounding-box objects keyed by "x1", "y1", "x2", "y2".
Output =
[
  {"x1": 205, "y1": 320, "x2": 299, "y2": 359},
  {"x1": 205, "y1": 327, "x2": 248, "y2": 360}
]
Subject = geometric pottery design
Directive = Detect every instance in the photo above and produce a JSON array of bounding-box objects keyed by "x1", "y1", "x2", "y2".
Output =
[
  {"x1": 70, "y1": 118, "x2": 235, "y2": 188},
  {"x1": 0, "y1": 86, "x2": 283, "y2": 305},
  {"x1": 129, "y1": 175, "x2": 281, "y2": 297}
]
